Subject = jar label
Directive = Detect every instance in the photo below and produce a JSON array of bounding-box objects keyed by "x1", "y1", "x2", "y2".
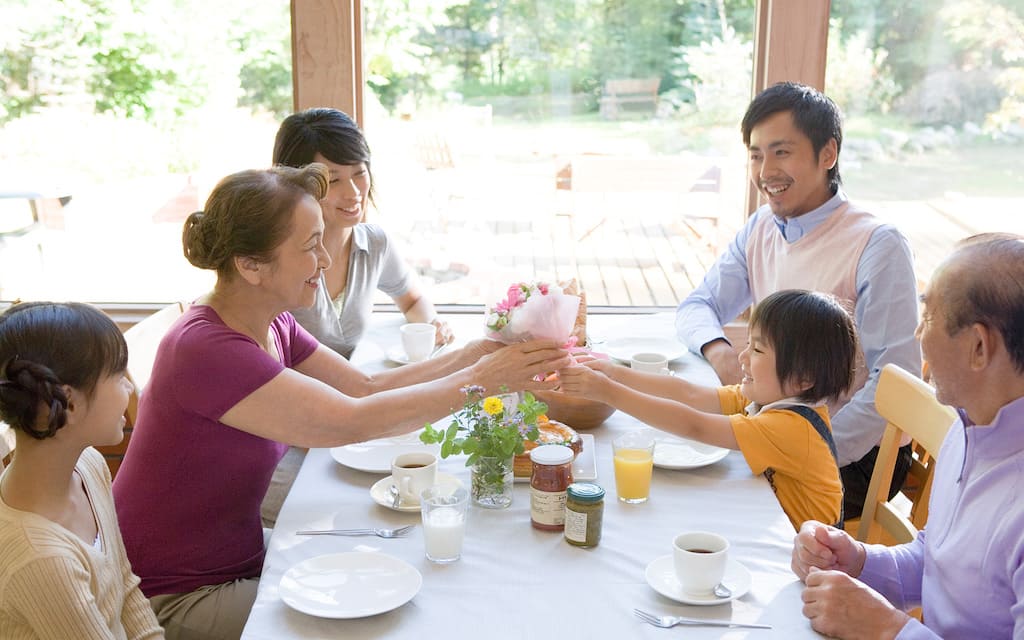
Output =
[
  {"x1": 564, "y1": 508, "x2": 588, "y2": 542},
  {"x1": 530, "y1": 489, "x2": 567, "y2": 526}
]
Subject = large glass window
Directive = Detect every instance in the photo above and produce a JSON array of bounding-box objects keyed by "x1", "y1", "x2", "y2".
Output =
[
  {"x1": 14, "y1": 3, "x2": 1009, "y2": 309},
  {"x1": 829, "y1": 0, "x2": 1024, "y2": 285},
  {"x1": 361, "y1": 0, "x2": 755, "y2": 307},
  {"x1": 0, "y1": 0, "x2": 291, "y2": 302}
]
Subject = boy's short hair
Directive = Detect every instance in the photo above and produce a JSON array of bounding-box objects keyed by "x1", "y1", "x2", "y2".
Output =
[{"x1": 749, "y1": 289, "x2": 858, "y2": 403}]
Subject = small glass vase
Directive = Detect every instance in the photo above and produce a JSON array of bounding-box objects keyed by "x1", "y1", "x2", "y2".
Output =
[{"x1": 470, "y1": 455, "x2": 514, "y2": 509}]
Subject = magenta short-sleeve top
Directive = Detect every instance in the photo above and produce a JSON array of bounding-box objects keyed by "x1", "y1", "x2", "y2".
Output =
[{"x1": 113, "y1": 305, "x2": 318, "y2": 597}]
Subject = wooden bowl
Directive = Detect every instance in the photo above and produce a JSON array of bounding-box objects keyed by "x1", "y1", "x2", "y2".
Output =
[{"x1": 532, "y1": 390, "x2": 615, "y2": 430}]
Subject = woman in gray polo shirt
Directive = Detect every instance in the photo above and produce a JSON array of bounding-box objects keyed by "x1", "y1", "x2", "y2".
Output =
[
  {"x1": 272, "y1": 107, "x2": 454, "y2": 359},
  {"x1": 264, "y1": 108, "x2": 456, "y2": 525}
]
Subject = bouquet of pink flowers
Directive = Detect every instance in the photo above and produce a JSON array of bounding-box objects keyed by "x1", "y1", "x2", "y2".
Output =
[{"x1": 485, "y1": 281, "x2": 581, "y2": 344}]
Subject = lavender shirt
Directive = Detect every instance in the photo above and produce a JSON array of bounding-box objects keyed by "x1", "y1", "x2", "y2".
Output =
[
  {"x1": 860, "y1": 396, "x2": 1024, "y2": 638},
  {"x1": 113, "y1": 306, "x2": 319, "y2": 597}
]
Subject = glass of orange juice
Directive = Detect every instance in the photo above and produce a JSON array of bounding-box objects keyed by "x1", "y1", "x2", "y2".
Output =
[{"x1": 612, "y1": 430, "x2": 655, "y2": 503}]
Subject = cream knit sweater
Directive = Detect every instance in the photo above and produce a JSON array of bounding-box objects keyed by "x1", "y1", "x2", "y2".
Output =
[{"x1": 0, "y1": 447, "x2": 163, "y2": 639}]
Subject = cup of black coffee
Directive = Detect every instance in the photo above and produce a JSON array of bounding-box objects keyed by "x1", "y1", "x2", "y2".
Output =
[{"x1": 672, "y1": 531, "x2": 729, "y2": 594}]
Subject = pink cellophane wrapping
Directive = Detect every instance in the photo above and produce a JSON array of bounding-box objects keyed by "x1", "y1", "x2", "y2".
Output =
[{"x1": 485, "y1": 291, "x2": 581, "y2": 344}]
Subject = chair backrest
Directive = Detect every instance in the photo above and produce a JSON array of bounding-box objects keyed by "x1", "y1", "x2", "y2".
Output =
[
  {"x1": 96, "y1": 302, "x2": 186, "y2": 478},
  {"x1": 856, "y1": 364, "x2": 957, "y2": 544},
  {"x1": 1, "y1": 421, "x2": 14, "y2": 470},
  {"x1": 124, "y1": 302, "x2": 187, "y2": 402}
]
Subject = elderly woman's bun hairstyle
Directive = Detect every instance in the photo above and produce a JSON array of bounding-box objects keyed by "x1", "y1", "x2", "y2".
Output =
[
  {"x1": 182, "y1": 163, "x2": 330, "y2": 277},
  {"x1": 0, "y1": 302, "x2": 128, "y2": 439}
]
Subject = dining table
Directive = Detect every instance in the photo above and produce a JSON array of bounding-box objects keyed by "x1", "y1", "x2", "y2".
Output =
[{"x1": 241, "y1": 310, "x2": 824, "y2": 639}]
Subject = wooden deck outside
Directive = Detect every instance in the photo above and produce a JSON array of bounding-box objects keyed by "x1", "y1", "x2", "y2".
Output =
[{"x1": 390, "y1": 157, "x2": 1019, "y2": 309}]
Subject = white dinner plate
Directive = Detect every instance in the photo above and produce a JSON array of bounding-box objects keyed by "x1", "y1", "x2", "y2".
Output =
[
  {"x1": 370, "y1": 472, "x2": 464, "y2": 512},
  {"x1": 603, "y1": 337, "x2": 687, "y2": 363},
  {"x1": 654, "y1": 438, "x2": 730, "y2": 470},
  {"x1": 513, "y1": 434, "x2": 597, "y2": 483},
  {"x1": 644, "y1": 555, "x2": 752, "y2": 606},
  {"x1": 279, "y1": 551, "x2": 422, "y2": 619},
  {"x1": 331, "y1": 432, "x2": 441, "y2": 474}
]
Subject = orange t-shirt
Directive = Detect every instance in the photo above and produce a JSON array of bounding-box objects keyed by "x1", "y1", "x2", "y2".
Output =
[{"x1": 718, "y1": 385, "x2": 843, "y2": 530}]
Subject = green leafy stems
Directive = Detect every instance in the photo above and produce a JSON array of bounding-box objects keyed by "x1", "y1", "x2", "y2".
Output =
[{"x1": 420, "y1": 385, "x2": 547, "y2": 467}]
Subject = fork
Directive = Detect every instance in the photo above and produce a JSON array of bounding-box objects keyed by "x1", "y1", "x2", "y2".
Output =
[
  {"x1": 633, "y1": 608, "x2": 771, "y2": 630},
  {"x1": 296, "y1": 525, "x2": 415, "y2": 538}
]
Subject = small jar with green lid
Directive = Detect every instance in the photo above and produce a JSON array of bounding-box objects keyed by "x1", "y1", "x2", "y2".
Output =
[{"x1": 564, "y1": 482, "x2": 605, "y2": 547}]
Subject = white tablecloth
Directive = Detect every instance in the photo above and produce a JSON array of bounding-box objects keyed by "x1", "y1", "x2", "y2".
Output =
[{"x1": 241, "y1": 312, "x2": 823, "y2": 639}]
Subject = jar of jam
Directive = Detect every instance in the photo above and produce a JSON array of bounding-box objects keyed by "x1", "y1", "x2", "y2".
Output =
[
  {"x1": 565, "y1": 482, "x2": 605, "y2": 547},
  {"x1": 530, "y1": 444, "x2": 574, "y2": 531}
]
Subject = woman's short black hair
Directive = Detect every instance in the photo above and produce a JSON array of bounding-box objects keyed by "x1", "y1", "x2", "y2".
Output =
[
  {"x1": 749, "y1": 289, "x2": 858, "y2": 403},
  {"x1": 272, "y1": 107, "x2": 376, "y2": 207},
  {"x1": 0, "y1": 302, "x2": 128, "y2": 439}
]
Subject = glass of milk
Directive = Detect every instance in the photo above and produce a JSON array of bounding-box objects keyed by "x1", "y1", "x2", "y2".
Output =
[{"x1": 420, "y1": 485, "x2": 468, "y2": 563}]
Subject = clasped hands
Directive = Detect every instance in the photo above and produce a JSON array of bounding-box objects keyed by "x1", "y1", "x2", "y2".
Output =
[{"x1": 792, "y1": 521, "x2": 911, "y2": 640}]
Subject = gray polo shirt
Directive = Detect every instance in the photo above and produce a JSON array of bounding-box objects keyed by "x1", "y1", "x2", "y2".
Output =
[{"x1": 291, "y1": 223, "x2": 414, "y2": 358}]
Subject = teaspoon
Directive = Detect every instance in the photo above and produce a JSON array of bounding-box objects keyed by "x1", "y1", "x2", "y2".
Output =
[{"x1": 713, "y1": 583, "x2": 732, "y2": 598}]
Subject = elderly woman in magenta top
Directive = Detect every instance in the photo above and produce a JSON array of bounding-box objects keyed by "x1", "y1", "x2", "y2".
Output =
[{"x1": 112, "y1": 164, "x2": 569, "y2": 640}]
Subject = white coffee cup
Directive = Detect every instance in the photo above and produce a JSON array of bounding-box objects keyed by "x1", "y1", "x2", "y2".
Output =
[
  {"x1": 391, "y1": 452, "x2": 438, "y2": 505},
  {"x1": 401, "y1": 323, "x2": 437, "y2": 362},
  {"x1": 630, "y1": 352, "x2": 669, "y2": 374},
  {"x1": 672, "y1": 531, "x2": 729, "y2": 595}
]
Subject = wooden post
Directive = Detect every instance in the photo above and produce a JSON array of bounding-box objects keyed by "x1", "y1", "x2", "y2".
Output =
[
  {"x1": 290, "y1": 0, "x2": 362, "y2": 126},
  {"x1": 745, "y1": 0, "x2": 831, "y2": 217}
]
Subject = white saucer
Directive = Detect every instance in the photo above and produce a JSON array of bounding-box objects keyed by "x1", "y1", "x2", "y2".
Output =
[
  {"x1": 371, "y1": 472, "x2": 464, "y2": 512},
  {"x1": 385, "y1": 346, "x2": 435, "y2": 366},
  {"x1": 279, "y1": 551, "x2": 421, "y2": 618},
  {"x1": 644, "y1": 555, "x2": 752, "y2": 605},
  {"x1": 653, "y1": 438, "x2": 730, "y2": 470},
  {"x1": 604, "y1": 337, "x2": 686, "y2": 363}
]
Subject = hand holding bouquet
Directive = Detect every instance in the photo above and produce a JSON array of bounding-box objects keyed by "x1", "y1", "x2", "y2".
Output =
[{"x1": 485, "y1": 282, "x2": 581, "y2": 345}]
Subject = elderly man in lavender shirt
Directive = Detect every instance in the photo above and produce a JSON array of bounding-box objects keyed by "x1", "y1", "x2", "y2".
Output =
[
  {"x1": 676, "y1": 83, "x2": 921, "y2": 518},
  {"x1": 791, "y1": 233, "x2": 1024, "y2": 639}
]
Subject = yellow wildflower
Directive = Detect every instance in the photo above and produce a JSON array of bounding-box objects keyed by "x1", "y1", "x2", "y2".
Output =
[{"x1": 482, "y1": 396, "x2": 504, "y2": 416}]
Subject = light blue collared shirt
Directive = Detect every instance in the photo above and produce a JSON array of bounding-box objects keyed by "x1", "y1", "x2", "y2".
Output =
[{"x1": 676, "y1": 189, "x2": 921, "y2": 465}]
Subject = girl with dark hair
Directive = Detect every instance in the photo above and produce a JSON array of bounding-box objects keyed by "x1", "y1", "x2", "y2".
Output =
[
  {"x1": 273, "y1": 107, "x2": 453, "y2": 358},
  {"x1": 0, "y1": 302, "x2": 163, "y2": 639},
  {"x1": 560, "y1": 289, "x2": 857, "y2": 530}
]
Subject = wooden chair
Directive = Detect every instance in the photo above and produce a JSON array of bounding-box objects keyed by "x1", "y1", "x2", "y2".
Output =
[
  {"x1": 96, "y1": 302, "x2": 186, "y2": 477},
  {"x1": 1, "y1": 420, "x2": 14, "y2": 470},
  {"x1": 854, "y1": 364, "x2": 957, "y2": 544}
]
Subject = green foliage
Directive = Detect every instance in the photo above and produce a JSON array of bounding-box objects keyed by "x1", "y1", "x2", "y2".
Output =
[
  {"x1": 420, "y1": 386, "x2": 546, "y2": 467},
  {"x1": 238, "y1": 52, "x2": 293, "y2": 120},
  {"x1": 89, "y1": 38, "x2": 175, "y2": 119},
  {"x1": 825, "y1": 19, "x2": 899, "y2": 117},
  {"x1": 674, "y1": 25, "x2": 751, "y2": 120}
]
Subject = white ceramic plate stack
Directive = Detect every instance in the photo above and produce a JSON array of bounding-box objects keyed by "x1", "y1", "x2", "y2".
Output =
[
  {"x1": 653, "y1": 437, "x2": 730, "y2": 470},
  {"x1": 602, "y1": 337, "x2": 687, "y2": 364},
  {"x1": 330, "y1": 430, "x2": 443, "y2": 474},
  {"x1": 279, "y1": 552, "x2": 422, "y2": 618}
]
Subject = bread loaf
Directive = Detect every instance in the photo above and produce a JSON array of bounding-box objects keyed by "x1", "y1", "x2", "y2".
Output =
[{"x1": 513, "y1": 420, "x2": 582, "y2": 478}]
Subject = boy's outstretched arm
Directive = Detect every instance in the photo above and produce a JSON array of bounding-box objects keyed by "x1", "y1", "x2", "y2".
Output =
[
  {"x1": 576, "y1": 359, "x2": 723, "y2": 413},
  {"x1": 558, "y1": 365, "x2": 739, "y2": 450}
]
